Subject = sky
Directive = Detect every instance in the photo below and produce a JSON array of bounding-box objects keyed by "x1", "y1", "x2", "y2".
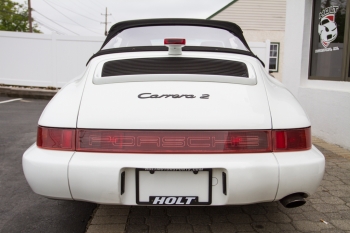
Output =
[{"x1": 14, "y1": 0, "x2": 232, "y2": 36}]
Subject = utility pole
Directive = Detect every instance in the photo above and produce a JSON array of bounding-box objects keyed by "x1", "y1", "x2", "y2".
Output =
[
  {"x1": 28, "y1": 0, "x2": 33, "y2": 32},
  {"x1": 101, "y1": 7, "x2": 111, "y2": 36}
]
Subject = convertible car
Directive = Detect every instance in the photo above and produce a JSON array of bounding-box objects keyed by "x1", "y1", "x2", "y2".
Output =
[{"x1": 23, "y1": 19, "x2": 325, "y2": 208}]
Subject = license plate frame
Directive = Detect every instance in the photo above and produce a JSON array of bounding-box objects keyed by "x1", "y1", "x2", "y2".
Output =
[{"x1": 135, "y1": 168, "x2": 212, "y2": 205}]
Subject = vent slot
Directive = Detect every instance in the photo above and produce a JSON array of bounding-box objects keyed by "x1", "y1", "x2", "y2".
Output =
[
  {"x1": 222, "y1": 172, "x2": 227, "y2": 195},
  {"x1": 121, "y1": 171, "x2": 125, "y2": 195},
  {"x1": 102, "y1": 57, "x2": 248, "y2": 77}
]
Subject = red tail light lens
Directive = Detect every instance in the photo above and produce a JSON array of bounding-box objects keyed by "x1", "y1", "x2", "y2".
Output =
[
  {"x1": 164, "y1": 38, "x2": 186, "y2": 45},
  {"x1": 37, "y1": 127, "x2": 311, "y2": 153},
  {"x1": 273, "y1": 127, "x2": 311, "y2": 152},
  {"x1": 76, "y1": 130, "x2": 271, "y2": 153},
  {"x1": 37, "y1": 126, "x2": 75, "y2": 151}
]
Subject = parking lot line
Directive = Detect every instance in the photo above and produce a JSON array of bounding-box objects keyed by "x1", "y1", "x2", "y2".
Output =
[{"x1": 0, "y1": 98, "x2": 22, "y2": 104}]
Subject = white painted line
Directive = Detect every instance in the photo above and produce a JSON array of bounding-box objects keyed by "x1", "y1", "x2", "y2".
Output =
[
  {"x1": 20, "y1": 99, "x2": 32, "y2": 103},
  {"x1": 0, "y1": 98, "x2": 23, "y2": 104}
]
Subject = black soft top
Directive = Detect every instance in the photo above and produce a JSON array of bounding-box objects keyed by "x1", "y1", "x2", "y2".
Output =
[{"x1": 87, "y1": 18, "x2": 264, "y2": 66}]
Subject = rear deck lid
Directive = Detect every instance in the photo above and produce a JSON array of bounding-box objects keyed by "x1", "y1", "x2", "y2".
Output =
[{"x1": 77, "y1": 77, "x2": 271, "y2": 129}]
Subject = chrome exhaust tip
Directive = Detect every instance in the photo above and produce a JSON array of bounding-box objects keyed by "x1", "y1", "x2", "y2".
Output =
[{"x1": 280, "y1": 193, "x2": 307, "y2": 208}]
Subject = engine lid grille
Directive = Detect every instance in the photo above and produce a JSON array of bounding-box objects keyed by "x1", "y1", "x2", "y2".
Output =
[{"x1": 101, "y1": 57, "x2": 249, "y2": 77}]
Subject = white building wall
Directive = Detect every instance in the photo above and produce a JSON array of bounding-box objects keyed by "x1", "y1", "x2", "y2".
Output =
[
  {"x1": 283, "y1": 0, "x2": 350, "y2": 150},
  {"x1": 211, "y1": 0, "x2": 286, "y2": 81}
]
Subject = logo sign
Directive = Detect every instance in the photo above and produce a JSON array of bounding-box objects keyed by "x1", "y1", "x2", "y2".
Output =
[
  {"x1": 150, "y1": 196, "x2": 198, "y2": 205},
  {"x1": 318, "y1": 6, "x2": 339, "y2": 48}
]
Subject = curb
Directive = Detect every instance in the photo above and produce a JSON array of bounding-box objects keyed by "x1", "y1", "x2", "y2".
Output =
[
  {"x1": 0, "y1": 87, "x2": 57, "y2": 100},
  {"x1": 312, "y1": 136, "x2": 350, "y2": 159}
]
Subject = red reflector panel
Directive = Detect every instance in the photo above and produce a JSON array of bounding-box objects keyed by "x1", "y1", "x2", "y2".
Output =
[
  {"x1": 164, "y1": 38, "x2": 186, "y2": 45},
  {"x1": 273, "y1": 127, "x2": 311, "y2": 152},
  {"x1": 37, "y1": 126, "x2": 75, "y2": 151},
  {"x1": 275, "y1": 131, "x2": 286, "y2": 149},
  {"x1": 76, "y1": 130, "x2": 272, "y2": 153}
]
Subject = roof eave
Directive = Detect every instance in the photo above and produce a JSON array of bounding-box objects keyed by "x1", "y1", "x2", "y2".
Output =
[{"x1": 207, "y1": 0, "x2": 239, "y2": 20}]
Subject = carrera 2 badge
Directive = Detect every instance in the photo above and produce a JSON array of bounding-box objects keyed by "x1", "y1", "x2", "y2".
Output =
[{"x1": 138, "y1": 93, "x2": 210, "y2": 99}]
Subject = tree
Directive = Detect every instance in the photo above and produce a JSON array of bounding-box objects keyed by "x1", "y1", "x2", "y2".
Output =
[{"x1": 0, "y1": 0, "x2": 40, "y2": 32}]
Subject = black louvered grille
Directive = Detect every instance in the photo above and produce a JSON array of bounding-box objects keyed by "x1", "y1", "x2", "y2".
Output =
[{"x1": 102, "y1": 58, "x2": 248, "y2": 77}]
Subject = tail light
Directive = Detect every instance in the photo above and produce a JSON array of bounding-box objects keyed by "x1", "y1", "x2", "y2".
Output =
[
  {"x1": 164, "y1": 38, "x2": 186, "y2": 55},
  {"x1": 273, "y1": 127, "x2": 311, "y2": 151},
  {"x1": 164, "y1": 38, "x2": 186, "y2": 45},
  {"x1": 76, "y1": 130, "x2": 271, "y2": 153},
  {"x1": 37, "y1": 127, "x2": 75, "y2": 151},
  {"x1": 37, "y1": 126, "x2": 311, "y2": 153}
]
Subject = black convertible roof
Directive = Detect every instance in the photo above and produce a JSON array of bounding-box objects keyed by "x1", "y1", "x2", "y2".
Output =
[
  {"x1": 87, "y1": 18, "x2": 264, "y2": 66},
  {"x1": 102, "y1": 18, "x2": 249, "y2": 50}
]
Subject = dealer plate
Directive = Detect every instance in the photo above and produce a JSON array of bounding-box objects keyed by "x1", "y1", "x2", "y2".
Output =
[
  {"x1": 136, "y1": 168, "x2": 212, "y2": 205},
  {"x1": 149, "y1": 196, "x2": 198, "y2": 205}
]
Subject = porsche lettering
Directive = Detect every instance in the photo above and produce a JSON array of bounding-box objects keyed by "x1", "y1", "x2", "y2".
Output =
[{"x1": 88, "y1": 136, "x2": 260, "y2": 148}]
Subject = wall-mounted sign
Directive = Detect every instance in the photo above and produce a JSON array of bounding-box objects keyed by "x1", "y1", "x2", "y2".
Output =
[
  {"x1": 310, "y1": 0, "x2": 348, "y2": 80},
  {"x1": 315, "y1": 6, "x2": 339, "y2": 53}
]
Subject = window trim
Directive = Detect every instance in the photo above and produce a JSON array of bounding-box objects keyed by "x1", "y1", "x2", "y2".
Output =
[
  {"x1": 269, "y1": 42, "x2": 280, "y2": 73},
  {"x1": 309, "y1": 0, "x2": 350, "y2": 82}
]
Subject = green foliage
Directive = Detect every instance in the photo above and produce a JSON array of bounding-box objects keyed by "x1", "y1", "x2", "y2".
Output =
[{"x1": 0, "y1": 0, "x2": 40, "y2": 32}]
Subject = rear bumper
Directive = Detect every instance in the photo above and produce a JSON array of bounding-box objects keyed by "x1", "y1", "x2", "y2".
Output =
[{"x1": 23, "y1": 144, "x2": 325, "y2": 205}]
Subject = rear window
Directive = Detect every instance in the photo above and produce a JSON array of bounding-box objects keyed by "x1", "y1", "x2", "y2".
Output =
[{"x1": 102, "y1": 26, "x2": 248, "y2": 51}]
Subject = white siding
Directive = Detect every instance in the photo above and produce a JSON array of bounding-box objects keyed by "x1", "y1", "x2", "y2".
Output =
[{"x1": 211, "y1": 0, "x2": 286, "y2": 31}]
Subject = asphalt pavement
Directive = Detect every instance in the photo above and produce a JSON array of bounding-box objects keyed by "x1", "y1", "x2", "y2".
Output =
[{"x1": 0, "y1": 97, "x2": 96, "y2": 233}]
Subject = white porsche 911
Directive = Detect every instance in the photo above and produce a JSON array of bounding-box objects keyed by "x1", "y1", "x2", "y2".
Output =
[{"x1": 23, "y1": 19, "x2": 325, "y2": 208}]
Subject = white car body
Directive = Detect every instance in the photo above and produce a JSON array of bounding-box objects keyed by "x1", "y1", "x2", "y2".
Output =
[{"x1": 23, "y1": 19, "x2": 325, "y2": 207}]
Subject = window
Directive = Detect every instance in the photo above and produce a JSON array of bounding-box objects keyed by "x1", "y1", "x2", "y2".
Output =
[
  {"x1": 269, "y1": 43, "x2": 280, "y2": 72},
  {"x1": 309, "y1": 0, "x2": 350, "y2": 81},
  {"x1": 102, "y1": 26, "x2": 249, "y2": 51}
]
